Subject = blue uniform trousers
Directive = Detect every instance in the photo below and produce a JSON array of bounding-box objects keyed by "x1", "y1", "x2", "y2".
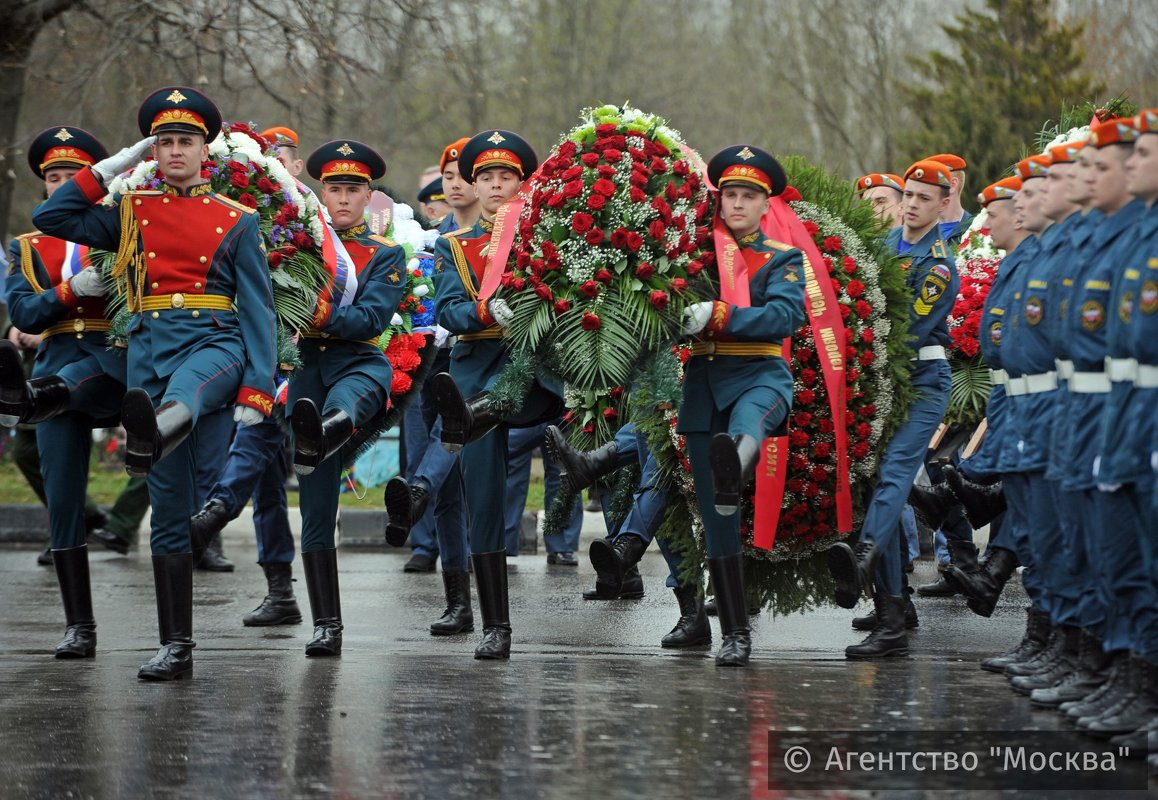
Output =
[
  {"x1": 685, "y1": 385, "x2": 788, "y2": 560},
  {"x1": 862, "y1": 363, "x2": 950, "y2": 595},
  {"x1": 1021, "y1": 472, "x2": 1078, "y2": 626},
  {"x1": 1085, "y1": 488, "x2": 1156, "y2": 655},
  {"x1": 401, "y1": 402, "x2": 439, "y2": 558},
  {"x1": 1131, "y1": 484, "x2": 1158, "y2": 661},
  {"x1": 1046, "y1": 480, "x2": 1099, "y2": 631},
  {"x1": 207, "y1": 418, "x2": 293, "y2": 565},
  {"x1": 1003, "y1": 474, "x2": 1044, "y2": 611},
  {"x1": 611, "y1": 426, "x2": 682, "y2": 587},
  {"x1": 503, "y1": 423, "x2": 582, "y2": 556}
]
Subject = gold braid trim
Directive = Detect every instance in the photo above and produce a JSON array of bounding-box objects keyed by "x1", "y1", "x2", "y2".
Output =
[
  {"x1": 449, "y1": 237, "x2": 479, "y2": 301},
  {"x1": 111, "y1": 197, "x2": 144, "y2": 312},
  {"x1": 18, "y1": 237, "x2": 46, "y2": 294}
]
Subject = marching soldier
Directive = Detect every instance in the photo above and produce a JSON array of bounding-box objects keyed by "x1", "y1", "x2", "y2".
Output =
[
  {"x1": 32, "y1": 87, "x2": 277, "y2": 680},
  {"x1": 0, "y1": 125, "x2": 121, "y2": 659},
  {"x1": 289, "y1": 139, "x2": 407, "y2": 656},
  {"x1": 679, "y1": 145, "x2": 806, "y2": 666}
]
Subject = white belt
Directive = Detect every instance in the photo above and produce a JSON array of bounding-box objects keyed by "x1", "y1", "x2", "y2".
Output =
[
  {"x1": 1055, "y1": 359, "x2": 1074, "y2": 380},
  {"x1": 911, "y1": 345, "x2": 947, "y2": 361},
  {"x1": 1139, "y1": 365, "x2": 1158, "y2": 388},
  {"x1": 1069, "y1": 371, "x2": 1111, "y2": 393},
  {"x1": 989, "y1": 368, "x2": 1010, "y2": 387},
  {"x1": 1007, "y1": 371, "x2": 1058, "y2": 396},
  {"x1": 1106, "y1": 357, "x2": 1137, "y2": 382}
]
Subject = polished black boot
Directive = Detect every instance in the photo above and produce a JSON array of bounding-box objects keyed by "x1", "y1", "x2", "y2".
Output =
[
  {"x1": 919, "y1": 539, "x2": 977, "y2": 597},
  {"x1": 950, "y1": 547, "x2": 1019, "y2": 618},
  {"x1": 827, "y1": 539, "x2": 880, "y2": 609},
  {"x1": 138, "y1": 553, "x2": 195, "y2": 680},
  {"x1": 430, "y1": 373, "x2": 501, "y2": 453},
  {"x1": 472, "y1": 550, "x2": 511, "y2": 659},
  {"x1": 430, "y1": 569, "x2": 474, "y2": 635},
  {"x1": 661, "y1": 584, "x2": 712, "y2": 648},
  {"x1": 582, "y1": 564, "x2": 645, "y2": 600},
  {"x1": 854, "y1": 586, "x2": 919, "y2": 630},
  {"x1": 190, "y1": 498, "x2": 230, "y2": 566},
  {"x1": 52, "y1": 545, "x2": 96, "y2": 658},
  {"x1": 846, "y1": 592, "x2": 909, "y2": 659},
  {"x1": 384, "y1": 477, "x2": 430, "y2": 547},
  {"x1": 544, "y1": 424, "x2": 622, "y2": 494},
  {"x1": 243, "y1": 562, "x2": 302, "y2": 627},
  {"x1": 1031, "y1": 629, "x2": 1113, "y2": 706},
  {"x1": 1085, "y1": 654, "x2": 1158, "y2": 737},
  {"x1": 302, "y1": 548, "x2": 343, "y2": 656},
  {"x1": 709, "y1": 433, "x2": 759, "y2": 516},
  {"x1": 0, "y1": 340, "x2": 24, "y2": 427},
  {"x1": 708, "y1": 554, "x2": 750, "y2": 666},
  {"x1": 981, "y1": 607, "x2": 1050, "y2": 673},
  {"x1": 1064, "y1": 650, "x2": 1133, "y2": 719},
  {"x1": 0, "y1": 376, "x2": 72, "y2": 429},
  {"x1": 197, "y1": 533, "x2": 234, "y2": 572},
  {"x1": 291, "y1": 399, "x2": 354, "y2": 476},
  {"x1": 122, "y1": 389, "x2": 193, "y2": 477},
  {"x1": 908, "y1": 480, "x2": 957, "y2": 530},
  {"x1": 588, "y1": 534, "x2": 649, "y2": 593},
  {"x1": 943, "y1": 464, "x2": 1006, "y2": 528},
  {"x1": 1011, "y1": 625, "x2": 1081, "y2": 695}
]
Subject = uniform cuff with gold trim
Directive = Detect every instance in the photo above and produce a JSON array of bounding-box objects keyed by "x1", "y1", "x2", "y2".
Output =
[
  {"x1": 705, "y1": 301, "x2": 731, "y2": 333},
  {"x1": 311, "y1": 299, "x2": 331, "y2": 329},
  {"x1": 55, "y1": 279, "x2": 81, "y2": 309},
  {"x1": 75, "y1": 166, "x2": 107, "y2": 204},
  {"x1": 236, "y1": 388, "x2": 274, "y2": 416},
  {"x1": 476, "y1": 299, "x2": 495, "y2": 326}
]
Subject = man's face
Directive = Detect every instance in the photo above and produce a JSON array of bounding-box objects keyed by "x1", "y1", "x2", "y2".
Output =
[
  {"x1": 422, "y1": 198, "x2": 451, "y2": 220},
  {"x1": 43, "y1": 166, "x2": 81, "y2": 198},
  {"x1": 473, "y1": 167, "x2": 522, "y2": 215},
  {"x1": 1014, "y1": 177, "x2": 1048, "y2": 233},
  {"x1": 720, "y1": 184, "x2": 770, "y2": 238},
  {"x1": 1089, "y1": 144, "x2": 1132, "y2": 214},
  {"x1": 1125, "y1": 134, "x2": 1158, "y2": 204},
  {"x1": 153, "y1": 132, "x2": 208, "y2": 184},
  {"x1": 417, "y1": 166, "x2": 440, "y2": 193},
  {"x1": 985, "y1": 198, "x2": 1018, "y2": 250},
  {"x1": 1068, "y1": 147, "x2": 1096, "y2": 206},
  {"x1": 1040, "y1": 163, "x2": 1077, "y2": 221},
  {"x1": 442, "y1": 160, "x2": 475, "y2": 212},
  {"x1": 322, "y1": 181, "x2": 371, "y2": 229},
  {"x1": 276, "y1": 146, "x2": 303, "y2": 178},
  {"x1": 901, "y1": 180, "x2": 949, "y2": 233},
  {"x1": 864, "y1": 186, "x2": 903, "y2": 227}
]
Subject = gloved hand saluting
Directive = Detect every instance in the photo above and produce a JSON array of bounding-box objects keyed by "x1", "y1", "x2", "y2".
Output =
[
  {"x1": 69, "y1": 268, "x2": 106, "y2": 297},
  {"x1": 234, "y1": 405, "x2": 264, "y2": 427},
  {"x1": 92, "y1": 136, "x2": 155, "y2": 184},
  {"x1": 681, "y1": 301, "x2": 715, "y2": 335},
  {"x1": 489, "y1": 298, "x2": 515, "y2": 327}
]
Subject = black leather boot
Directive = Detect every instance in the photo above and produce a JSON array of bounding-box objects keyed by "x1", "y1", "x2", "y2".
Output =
[
  {"x1": 1011, "y1": 625, "x2": 1081, "y2": 694},
  {"x1": 197, "y1": 533, "x2": 234, "y2": 572},
  {"x1": 981, "y1": 607, "x2": 1050, "y2": 673},
  {"x1": 1031, "y1": 629, "x2": 1112, "y2": 706},
  {"x1": 709, "y1": 433, "x2": 759, "y2": 516},
  {"x1": 919, "y1": 539, "x2": 977, "y2": 597},
  {"x1": 544, "y1": 424, "x2": 623, "y2": 494},
  {"x1": 138, "y1": 553, "x2": 195, "y2": 680},
  {"x1": 908, "y1": 480, "x2": 958, "y2": 530},
  {"x1": 430, "y1": 373, "x2": 500, "y2": 453},
  {"x1": 846, "y1": 592, "x2": 909, "y2": 658},
  {"x1": 52, "y1": 545, "x2": 96, "y2": 658},
  {"x1": 291, "y1": 399, "x2": 354, "y2": 476},
  {"x1": 1084, "y1": 654, "x2": 1158, "y2": 737},
  {"x1": 582, "y1": 564, "x2": 645, "y2": 600},
  {"x1": 190, "y1": 498, "x2": 230, "y2": 566},
  {"x1": 950, "y1": 547, "x2": 1018, "y2": 618},
  {"x1": 1063, "y1": 650, "x2": 1132, "y2": 719},
  {"x1": 661, "y1": 584, "x2": 712, "y2": 648},
  {"x1": 472, "y1": 550, "x2": 511, "y2": 659},
  {"x1": 302, "y1": 549, "x2": 343, "y2": 656},
  {"x1": 944, "y1": 464, "x2": 1006, "y2": 528},
  {"x1": 430, "y1": 569, "x2": 474, "y2": 635},
  {"x1": 0, "y1": 375, "x2": 72, "y2": 428},
  {"x1": 588, "y1": 534, "x2": 649, "y2": 593},
  {"x1": 1005, "y1": 623, "x2": 1065, "y2": 677},
  {"x1": 856, "y1": 585, "x2": 918, "y2": 630},
  {"x1": 708, "y1": 554, "x2": 750, "y2": 666},
  {"x1": 0, "y1": 340, "x2": 24, "y2": 427},
  {"x1": 827, "y1": 539, "x2": 880, "y2": 609},
  {"x1": 243, "y1": 562, "x2": 302, "y2": 627},
  {"x1": 122, "y1": 389, "x2": 193, "y2": 477},
  {"x1": 383, "y1": 477, "x2": 430, "y2": 547}
]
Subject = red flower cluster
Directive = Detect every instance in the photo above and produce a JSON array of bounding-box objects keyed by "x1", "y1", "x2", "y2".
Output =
[
  {"x1": 948, "y1": 257, "x2": 1000, "y2": 359},
  {"x1": 382, "y1": 332, "x2": 428, "y2": 397}
]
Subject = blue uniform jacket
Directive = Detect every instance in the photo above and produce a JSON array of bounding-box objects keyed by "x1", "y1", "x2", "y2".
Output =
[{"x1": 902, "y1": 231, "x2": 959, "y2": 391}]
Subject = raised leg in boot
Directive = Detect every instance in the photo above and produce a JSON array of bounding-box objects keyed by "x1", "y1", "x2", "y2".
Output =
[
  {"x1": 544, "y1": 424, "x2": 625, "y2": 495},
  {"x1": 122, "y1": 389, "x2": 193, "y2": 478},
  {"x1": 429, "y1": 373, "x2": 500, "y2": 453},
  {"x1": 291, "y1": 398, "x2": 354, "y2": 476}
]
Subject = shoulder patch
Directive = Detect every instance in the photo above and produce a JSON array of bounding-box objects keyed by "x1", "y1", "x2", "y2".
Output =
[
  {"x1": 930, "y1": 264, "x2": 951, "y2": 282},
  {"x1": 930, "y1": 239, "x2": 949, "y2": 259},
  {"x1": 15, "y1": 231, "x2": 41, "y2": 241},
  {"x1": 368, "y1": 234, "x2": 398, "y2": 248},
  {"x1": 444, "y1": 226, "x2": 471, "y2": 239},
  {"x1": 763, "y1": 238, "x2": 793, "y2": 252},
  {"x1": 210, "y1": 195, "x2": 258, "y2": 215},
  {"x1": 125, "y1": 190, "x2": 165, "y2": 197}
]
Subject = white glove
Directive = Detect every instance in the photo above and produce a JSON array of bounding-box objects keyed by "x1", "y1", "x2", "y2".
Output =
[
  {"x1": 681, "y1": 301, "x2": 714, "y2": 335},
  {"x1": 234, "y1": 405, "x2": 264, "y2": 427},
  {"x1": 433, "y1": 325, "x2": 451, "y2": 348},
  {"x1": 69, "y1": 268, "x2": 106, "y2": 297},
  {"x1": 92, "y1": 136, "x2": 155, "y2": 183},
  {"x1": 489, "y1": 298, "x2": 515, "y2": 327}
]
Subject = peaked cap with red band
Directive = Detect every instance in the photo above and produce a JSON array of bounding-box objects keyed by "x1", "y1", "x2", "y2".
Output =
[
  {"x1": 306, "y1": 140, "x2": 386, "y2": 184},
  {"x1": 27, "y1": 126, "x2": 109, "y2": 179},
  {"x1": 458, "y1": 130, "x2": 537, "y2": 183},
  {"x1": 707, "y1": 144, "x2": 787, "y2": 196},
  {"x1": 137, "y1": 86, "x2": 221, "y2": 141}
]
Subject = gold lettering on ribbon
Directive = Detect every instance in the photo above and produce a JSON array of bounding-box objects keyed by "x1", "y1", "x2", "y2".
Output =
[
  {"x1": 800, "y1": 253, "x2": 826, "y2": 317},
  {"x1": 819, "y1": 327, "x2": 844, "y2": 371},
  {"x1": 764, "y1": 439, "x2": 778, "y2": 477},
  {"x1": 720, "y1": 239, "x2": 738, "y2": 293}
]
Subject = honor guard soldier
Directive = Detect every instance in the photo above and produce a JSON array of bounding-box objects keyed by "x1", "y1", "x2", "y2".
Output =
[
  {"x1": 289, "y1": 140, "x2": 406, "y2": 656},
  {"x1": 417, "y1": 176, "x2": 451, "y2": 225},
  {"x1": 429, "y1": 129, "x2": 564, "y2": 659},
  {"x1": 0, "y1": 125, "x2": 122, "y2": 659},
  {"x1": 827, "y1": 159, "x2": 959, "y2": 659},
  {"x1": 679, "y1": 145, "x2": 806, "y2": 666},
  {"x1": 32, "y1": 87, "x2": 277, "y2": 681}
]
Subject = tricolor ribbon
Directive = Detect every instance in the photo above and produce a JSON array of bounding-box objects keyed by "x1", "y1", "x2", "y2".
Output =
[
  {"x1": 320, "y1": 221, "x2": 359, "y2": 310},
  {"x1": 61, "y1": 240, "x2": 87, "y2": 281}
]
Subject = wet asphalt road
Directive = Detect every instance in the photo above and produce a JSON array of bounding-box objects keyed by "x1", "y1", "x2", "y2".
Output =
[{"x1": 0, "y1": 511, "x2": 1152, "y2": 799}]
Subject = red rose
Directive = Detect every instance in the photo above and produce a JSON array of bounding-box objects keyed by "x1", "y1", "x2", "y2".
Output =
[
  {"x1": 597, "y1": 165, "x2": 616, "y2": 179},
  {"x1": 512, "y1": 277, "x2": 526, "y2": 291},
  {"x1": 546, "y1": 192, "x2": 566, "y2": 208},
  {"x1": 595, "y1": 123, "x2": 617, "y2": 135},
  {"x1": 256, "y1": 177, "x2": 276, "y2": 193},
  {"x1": 587, "y1": 193, "x2": 608, "y2": 210},
  {"x1": 558, "y1": 141, "x2": 578, "y2": 158},
  {"x1": 580, "y1": 280, "x2": 600, "y2": 298},
  {"x1": 267, "y1": 251, "x2": 284, "y2": 268},
  {"x1": 594, "y1": 269, "x2": 613, "y2": 284},
  {"x1": 671, "y1": 277, "x2": 688, "y2": 293},
  {"x1": 650, "y1": 156, "x2": 667, "y2": 173},
  {"x1": 535, "y1": 284, "x2": 553, "y2": 302},
  {"x1": 227, "y1": 160, "x2": 247, "y2": 172},
  {"x1": 554, "y1": 299, "x2": 571, "y2": 314},
  {"x1": 561, "y1": 165, "x2": 583, "y2": 181},
  {"x1": 648, "y1": 220, "x2": 666, "y2": 241},
  {"x1": 635, "y1": 262, "x2": 654, "y2": 280},
  {"x1": 237, "y1": 193, "x2": 258, "y2": 208},
  {"x1": 796, "y1": 389, "x2": 815, "y2": 406},
  {"x1": 610, "y1": 228, "x2": 628, "y2": 248},
  {"x1": 580, "y1": 152, "x2": 600, "y2": 167},
  {"x1": 629, "y1": 186, "x2": 647, "y2": 203},
  {"x1": 586, "y1": 228, "x2": 605, "y2": 245},
  {"x1": 649, "y1": 290, "x2": 669, "y2": 309},
  {"x1": 592, "y1": 178, "x2": 616, "y2": 197},
  {"x1": 603, "y1": 407, "x2": 618, "y2": 420},
  {"x1": 571, "y1": 212, "x2": 595, "y2": 233},
  {"x1": 230, "y1": 171, "x2": 251, "y2": 189},
  {"x1": 687, "y1": 260, "x2": 703, "y2": 276},
  {"x1": 664, "y1": 182, "x2": 677, "y2": 201},
  {"x1": 581, "y1": 312, "x2": 601, "y2": 330},
  {"x1": 845, "y1": 279, "x2": 865, "y2": 298},
  {"x1": 851, "y1": 442, "x2": 870, "y2": 459},
  {"x1": 625, "y1": 231, "x2": 643, "y2": 252},
  {"x1": 823, "y1": 236, "x2": 843, "y2": 252},
  {"x1": 583, "y1": 421, "x2": 595, "y2": 434},
  {"x1": 563, "y1": 181, "x2": 583, "y2": 199},
  {"x1": 603, "y1": 148, "x2": 622, "y2": 163}
]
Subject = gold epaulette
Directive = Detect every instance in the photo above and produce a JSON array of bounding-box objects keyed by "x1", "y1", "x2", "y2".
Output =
[
  {"x1": 211, "y1": 195, "x2": 257, "y2": 215},
  {"x1": 444, "y1": 226, "x2": 471, "y2": 238},
  {"x1": 368, "y1": 234, "x2": 398, "y2": 248},
  {"x1": 125, "y1": 190, "x2": 164, "y2": 197},
  {"x1": 15, "y1": 230, "x2": 41, "y2": 241},
  {"x1": 763, "y1": 238, "x2": 793, "y2": 252}
]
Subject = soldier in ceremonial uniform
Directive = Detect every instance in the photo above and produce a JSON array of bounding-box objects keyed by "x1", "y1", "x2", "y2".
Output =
[
  {"x1": 289, "y1": 140, "x2": 407, "y2": 656},
  {"x1": 429, "y1": 129, "x2": 564, "y2": 659},
  {"x1": 855, "y1": 172, "x2": 905, "y2": 228},
  {"x1": 678, "y1": 145, "x2": 806, "y2": 666},
  {"x1": 417, "y1": 177, "x2": 451, "y2": 224},
  {"x1": 32, "y1": 87, "x2": 277, "y2": 680},
  {"x1": 827, "y1": 159, "x2": 959, "y2": 659},
  {"x1": 0, "y1": 125, "x2": 120, "y2": 658}
]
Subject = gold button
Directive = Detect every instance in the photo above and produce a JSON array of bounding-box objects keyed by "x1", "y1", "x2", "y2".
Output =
[
  {"x1": 141, "y1": 219, "x2": 149, "y2": 226},
  {"x1": 75, "y1": 333, "x2": 83, "y2": 340},
  {"x1": 134, "y1": 199, "x2": 142, "y2": 206},
  {"x1": 203, "y1": 198, "x2": 211, "y2": 205},
  {"x1": 151, "y1": 311, "x2": 160, "y2": 319},
  {"x1": 194, "y1": 282, "x2": 202, "y2": 289},
  {"x1": 31, "y1": 238, "x2": 39, "y2": 244},
  {"x1": 162, "y1": 197, "x2": 170, "y2": 204},
  {"x1": 199, "y1": 256, "x2": 207, "y2": 264},
  {"x1": 318, "y1": 345, "x2": 327, "y2": 352},
  {"x1": 171, "y1": 293, "x2": 185, "y2": 309},
  {"x1": 73, "y1": 319, "x2": 86, "y2": 332},
  {"x1": 148, "y1": 252, "x2": 156, "y2": 259},
  {"x1": 76, "y1": 307, "x2": 84, "y2": 314},
  {"x1": 151, "y1": 282, "x2": 159, "y2": 289},
  {"x1": 229, "y1": 211, "x2": 237, "y2": 218},
  {"x1": 191, "y1": 310, "x2": 200, "y2": 318},
  {"x1": 215, "y1": 227, "x2": 223, "y2": 234}
]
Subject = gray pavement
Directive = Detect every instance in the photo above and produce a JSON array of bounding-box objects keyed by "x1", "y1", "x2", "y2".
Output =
[{"x1": 0, "y1": 512, "x2": 1152, "y2": 799}]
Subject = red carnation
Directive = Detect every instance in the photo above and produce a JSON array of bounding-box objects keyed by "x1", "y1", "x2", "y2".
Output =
[
  {"x1": 861, "y1": 329, "x2": 874, "y2": 343},
  {"x1": 581, "y1": 311, "x2": 602, "y2": 330},
  {"x1": 594, "y1": 269, "x2": 613, "y2": 284},
  {"x1": 635, "y1": 262, "x2": 655, "y2": 280},
  {"x1": 586, "y1": 228, "x2": 605, "y2": 245},
  {"x1": 649, "y1": 290, "x2": 669, "y2": 309},
  {"x1": 843, "y1": 256, "x2": 857, "y2": 273},
  {"x1": 845, "y1": 279, "x2": 865, "y2": 299},
  {"x1": 587, "y1": 193, "x2": 608, "y2": 210},
  {"x1": 855, "y1": 300, "x2": 872, "y2": 319},
  {"x1": 554, "y1": 299, "x2": 571, "y2": 314},
  {"x1": 648, "y1": 219, "x2": 666, "y2": 241},
  {"x1": 823, "y1": 236, "x2": 843, "y2": 252},
  {"x1": 858, "y1": 403, "x2": 876, "y2": 418},
  {"x1": 801, "y1": 368, "x2": 818, "y2": 386},
  {"x1": 803, "y1": 221, "x2": 820, "y2": 237},
  {"x1": 267, "y1": 251, "x2": 284, "y2": 268},
  {"x1": 851, "y1": 442, "x2": 870, "y2": 459},
  {"x1": 281, "y1": 245, "x2": 297, "y2": 259},
  {"x1": 580, "y1": 152, "x2": 600, "y2": 167},
  {"x1": 580, "y1": 280, "x2": 600, "y2": 298},
  {"x1": 789, "y1": 430, "x2": 810, "y2": 447},
  {"x1": 797, "y1": 389, "x2": 816, "y2": 406},
  {"x1": 230, "y1": 171, "x2": 251, "y2": 190},
  {"x1": 200, "y1": 168, "x2": 212, "y2": 180},
  {"x1": 391, "y1": 371, "x2": 413, "y2": 395},
  {"x1": 625, "y1": 231, "x2": 643, "y2": 252},
  {"x1": 794, "y1": 412, "x2": 813, "y2": 427},
  {"x1": 571, "y1": 212, "x2": 595, "y2": 233},
  {"x1": 293, "y1": 231, "x2": 312, "y2": 248},
  {"x1": 795, "y1": 347, "x2": 815, "y2": 362},
  {"x1": 813, "y1": 442, "x2": 832, "y2": 459},
  {"x1": 818, "y1": 418, "x2": 835, "y2": 433}
]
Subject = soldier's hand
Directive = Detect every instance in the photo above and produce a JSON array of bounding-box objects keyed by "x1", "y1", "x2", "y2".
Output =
[
  {"x1": 93, "y1": 136, "x2": 156, "y2": 184},
  {"x1": 489, "y1": 298, "x2": 515, "y2": 327},
  {"x1": 233, "y1": 405, "x2": 264, "y2": 427},
  {"x1": 432, "y1": 325, "x2": 451, "y2": 348},
  {"x1": 70, "y1": 268, "x2": 106, "y2": 297},
  {"x1": 680, "y1": 301, "x2": 714, "y2": 335}
]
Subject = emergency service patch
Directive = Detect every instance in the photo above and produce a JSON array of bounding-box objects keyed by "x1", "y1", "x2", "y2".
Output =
[{"x1": 1081, "y1": 299, "x2": 1105, "y2": 331}]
